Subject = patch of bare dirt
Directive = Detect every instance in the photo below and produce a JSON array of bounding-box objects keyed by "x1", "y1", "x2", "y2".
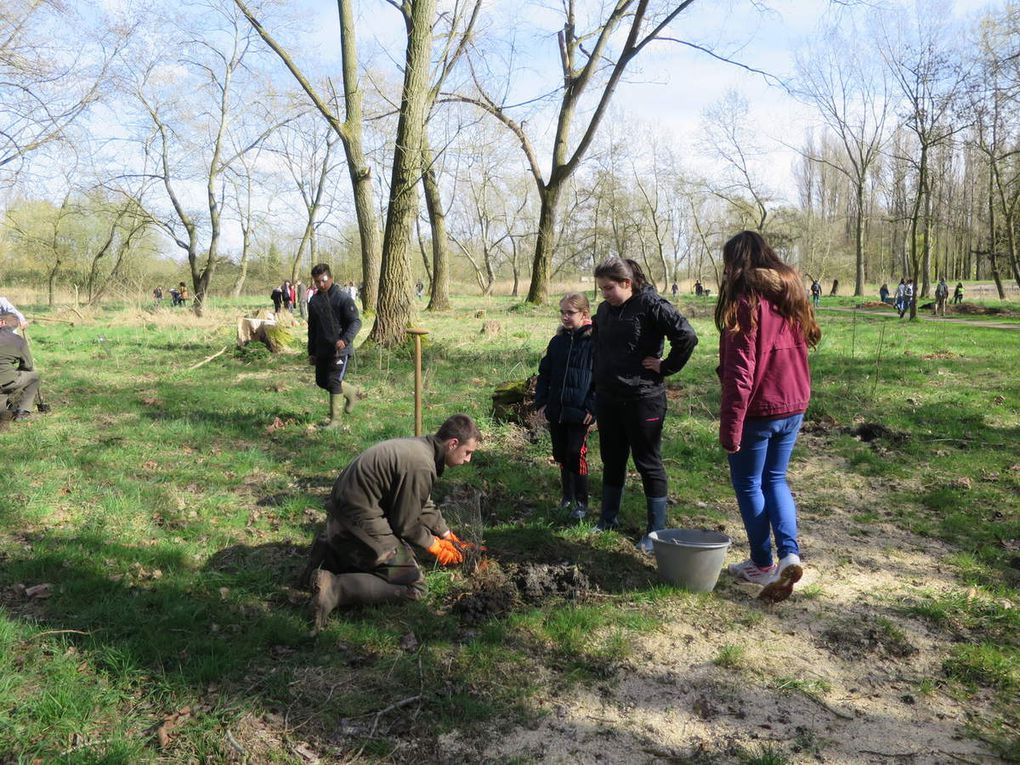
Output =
[{"x1": 442, "y1": 449, "x2": 1006, "y2": 764}]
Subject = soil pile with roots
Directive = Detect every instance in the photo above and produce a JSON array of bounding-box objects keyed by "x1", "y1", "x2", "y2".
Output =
[{"x1": 450, "y1": 558, "x2": 591, "y2": 625}]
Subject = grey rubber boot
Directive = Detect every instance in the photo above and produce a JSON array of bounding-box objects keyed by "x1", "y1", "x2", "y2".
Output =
[{"x1": 637, "y1": 496, "x2": 669, "y2": 553}]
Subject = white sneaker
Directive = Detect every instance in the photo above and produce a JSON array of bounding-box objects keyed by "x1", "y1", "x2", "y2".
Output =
[
  {"x1": 727, "y1": 558, "x2": 778, "y2": 585},
  {"x1": 758, "y1": 554, "x2": 803, "y2": 604}
]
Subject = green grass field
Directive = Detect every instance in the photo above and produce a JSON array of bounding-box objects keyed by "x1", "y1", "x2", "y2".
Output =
[{"x1": 1, "y1": 294, "x2": 1017, "y2": 763}]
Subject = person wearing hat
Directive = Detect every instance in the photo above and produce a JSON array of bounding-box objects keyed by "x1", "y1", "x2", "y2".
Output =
[{"x1": 0, "y1": 311, "x2": 41, "y2": 420}]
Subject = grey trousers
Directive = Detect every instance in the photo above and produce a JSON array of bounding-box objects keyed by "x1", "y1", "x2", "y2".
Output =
[{"x1": 0, "y1": 371, "x2": 40, "y2": 411}]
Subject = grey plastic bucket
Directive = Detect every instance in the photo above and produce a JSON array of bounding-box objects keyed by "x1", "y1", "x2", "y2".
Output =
[{"x1": 648, "y1": 529, "x2": 731, "y2": 593}]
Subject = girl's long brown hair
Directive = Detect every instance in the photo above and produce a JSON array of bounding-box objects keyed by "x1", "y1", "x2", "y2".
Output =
[{"x1": 714, "y1": 231, "x2": 821, "y2": 347}]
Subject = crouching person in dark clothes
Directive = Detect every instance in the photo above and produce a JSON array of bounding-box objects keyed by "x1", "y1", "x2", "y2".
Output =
[
  {"x1": 308, "y1": 263, "x2": 362, "y2": 429},
  {"x1": 0, "y1": 311, "x2": 41, "y2": 420},
  {"x1": 304, "y1": 414, "x2": 482, "y2": 633}
]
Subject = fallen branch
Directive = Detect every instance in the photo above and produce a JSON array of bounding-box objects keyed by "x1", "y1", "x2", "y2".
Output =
[
  {"x1": 28, "y1": 316, "x2": 77, "y2": 325},
  {"x1": 29, "y1": 629, "x2": 90, "y2": 640},
  {"x1": 225, "y1": 729, "x2": 245, "y2": 756},
  {"x1": 798, "y1": 691, "x2": 855, "y2": 720},
  {"x1": 186, "y1": 346, "x2": 227, "y2": 371}
]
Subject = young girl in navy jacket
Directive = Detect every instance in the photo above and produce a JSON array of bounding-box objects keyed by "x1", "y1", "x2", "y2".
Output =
[
  {"x1": 716, "y1": 230, "x2": 821, "y2": 603},
  {"x1": 535, "y1": 293, "x2": 595, "y2": 520}
]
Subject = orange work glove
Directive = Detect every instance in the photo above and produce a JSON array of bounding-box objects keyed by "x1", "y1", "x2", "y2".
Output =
[
  {"x1": 446, "y1": 531, "x2": 486, "y2": 552},
  {"x1": 426, "y1": 537, "x2": 464, "y2": 566}
]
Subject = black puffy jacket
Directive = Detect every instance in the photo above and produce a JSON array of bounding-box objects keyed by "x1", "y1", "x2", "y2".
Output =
[
  {"x1": 307, "y1": 283, "x2": 362, "y2": 358},
  {"x1": 592, "y1": 284, "x2": 698, "y2": 401},
  {"x1": 534, "y1": 324, "x2": 595, "y2": 425}
]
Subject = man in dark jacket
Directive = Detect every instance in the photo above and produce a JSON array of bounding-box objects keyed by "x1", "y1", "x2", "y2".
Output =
[
  {"x1": 308, "y1": 263, "x2": 363, "y2": 428},
  {"x1": 305, "y1": 414, "x2": 482, "y2": 633},
  {"x1": 0, "y1": 311, "x2": 40, "y2": 420}
]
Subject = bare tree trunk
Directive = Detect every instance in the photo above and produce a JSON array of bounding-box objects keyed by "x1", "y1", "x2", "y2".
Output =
[
  {"x1": 369, "y1": 0, "x2": 436, "y2": 346},
  {"x1": 526, "y1": 184, "x2": 559, "y2": 303},
  {"x1": 421, "y1": 136, "x2": 450, "y2": 311}
]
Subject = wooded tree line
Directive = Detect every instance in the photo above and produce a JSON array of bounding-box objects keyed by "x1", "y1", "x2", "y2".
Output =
[{"x1": 1, "y1": 0, "x2": 1018, "y2": 339}]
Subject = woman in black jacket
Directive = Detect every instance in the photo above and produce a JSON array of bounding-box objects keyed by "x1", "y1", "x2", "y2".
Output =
[
  {"x1": 535, "y1": 292, "x2": 595, "y2": 520},
  {"x1": 592, "y1": 257, "x2": 699, "y2": 552}
]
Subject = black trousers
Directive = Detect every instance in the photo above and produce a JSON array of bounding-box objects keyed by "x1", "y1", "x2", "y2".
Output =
[
  {"x1": 549, "y1": 420, "x2": 590, "y2": 505},
  {"x1": 596, "y1": 392, "x2": 668, "y2": 498},
  {"x1": 314, "y1": 354, "x2": 349, "y2": 394}
]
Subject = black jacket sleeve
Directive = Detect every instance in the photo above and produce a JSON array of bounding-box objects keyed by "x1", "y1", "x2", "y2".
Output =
[{"x1": 654, "y1": 298, "x2": 699, "y2": 377}]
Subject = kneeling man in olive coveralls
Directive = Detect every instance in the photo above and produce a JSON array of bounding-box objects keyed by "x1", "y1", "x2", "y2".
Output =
[{"x1": 306, "y1": 414, "x2": 481, "y2": 632}]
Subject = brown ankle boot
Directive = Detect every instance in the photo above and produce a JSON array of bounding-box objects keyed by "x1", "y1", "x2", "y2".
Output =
[{"x1": 310, "y1": 570, "x2": 343, "y2": 634}]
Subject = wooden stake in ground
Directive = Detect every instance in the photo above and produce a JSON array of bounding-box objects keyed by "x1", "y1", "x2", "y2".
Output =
[{"x1": 407, "y1": 328, "x2": 429, "y2": 436}]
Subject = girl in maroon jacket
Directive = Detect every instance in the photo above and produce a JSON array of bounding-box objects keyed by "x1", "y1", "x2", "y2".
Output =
[{"x1": 716, "y1": 231, "x2": 821, "y2": 603}]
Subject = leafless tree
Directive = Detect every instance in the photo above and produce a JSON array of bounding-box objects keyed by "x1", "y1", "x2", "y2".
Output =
[
  {"x1": 453, "y1": 0, "x2": 698, "y2": 304},
  {"x1": 235, "y1": 0, "x2": 382, "y2": 312},
  {"x1": 698, "y1": 90, "x2": 774, "y2": 233},
  {"x1": 878, "y1": 0, "x2": 969, "y2": 313},
  {"x1": 795, "y1": 20, "x2": 890, "y2": 296}
]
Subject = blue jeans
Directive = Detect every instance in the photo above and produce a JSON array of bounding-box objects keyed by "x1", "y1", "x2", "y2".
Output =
[{"x1": 727, "y1": 413, "x2": 803, "y2": 567}]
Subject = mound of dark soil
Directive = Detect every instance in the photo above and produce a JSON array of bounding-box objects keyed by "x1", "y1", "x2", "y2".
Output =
[
  {"x1": 450, "y1": 559, "x2": 591, "y2": 624},
  {"x1": 851, "y1": 422, "x2": 908, "y2": 444},
  {"x1": 951, "y1": 302, "x2": 1014, "y2": 316}
]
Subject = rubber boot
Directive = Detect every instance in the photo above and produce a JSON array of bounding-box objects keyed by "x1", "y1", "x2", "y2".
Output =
[
  {"x1": 637, "y1": 496, "x2": 669, "y2": 554},
  {"x1": 310, "y1": 570, "x2": 421, "y2": 634},
  {"x1": 340, "y1": 382, "x2": 360, "y2": 414},
  {"x1": 570, "y1": 472, "x2": 589, "y2": 521},
  {"x1": 320, "y1": 393, "x2": 342, "y2": 428},
  {"x1": 596, "y1": 484, "x2": 624, "y2": 531}
]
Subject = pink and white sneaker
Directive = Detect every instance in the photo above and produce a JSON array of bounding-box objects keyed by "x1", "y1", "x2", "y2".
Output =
[
  {"x1": 758, "y1": 554, "x2": 803, "y2": 604},
  {"x1": 727, "y1": 558, "x2": 778, "y2": 585}
]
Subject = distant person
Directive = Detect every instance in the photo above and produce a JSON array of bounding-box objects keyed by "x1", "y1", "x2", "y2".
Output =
[
  {"x1": 169, "y1": 286, "x2": 181, "y2": 306},
  {"x1": 415, "y1": 280, "x2": 425, "y2": 299},
  {"x1": 879, "y1": 283, "x2": 890, "y2": 304},
  {"x1": 934, "y1": 277, "x2": 949, "y2": 317},
  {"x1": 829, "y1": 278, "x2": 839, "y2": 297},
  {"x1": 895, "y1": 278, "x2": 907, "y2": 317},
  {"x1": 716, "y1": 231, "x2": 820, "y2": 604},
  {"x1": 177, "y1": 283, "x2": 189, "y2": 307},
  {"x1": 670, "y1": 282, "x2": 679, "y2": 299},
  {"x1": 694, "y1": 280, "x2": 704, "y2": 297},
  {"x1": 281, "y1": 281, "x2": 293, "y2": 312},
  {"x1": 296, "y1": 280, "x2": 308, "y2": 319},
  {"x1": 308, "y1": 263, "x2": 362, "y2": 428},
  {"x1": 591, "y1": 257, "x2": 699, "y2": 553},
  {"x1": 304, "y1": 415, "x2": 482, "y2": 633},
  {"x1": 902, "y1": 278, "x2": 915, "y2": 318},
  {"x1": 0, "y1": 296, "x2": 27, "y2": 329},
  {"x1": 810, "y1": 279, "x2": 821, "y2": 307},
  {"x1": 153, "y1": 286, "x2": 164, "y2": 305},
  {"x1": 0, "y1": 311, "x2": 42, "y2": 421},
  {"x1": 953, "y1": 282, "x2": 964, "y2": 304},
  {"x1": 534, "y1": 292, "x2": 595, "y2": 522},
  {"x1": 271, "y1": 285, "x2": 283, "y2": 313}
]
